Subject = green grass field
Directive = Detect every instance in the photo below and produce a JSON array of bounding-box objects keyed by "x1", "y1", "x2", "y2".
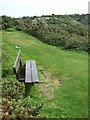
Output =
[{"x1": 2, "y1": 31, "x2": 88, "y2": 118}]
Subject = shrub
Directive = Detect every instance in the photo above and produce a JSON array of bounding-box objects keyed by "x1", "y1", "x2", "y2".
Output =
[
  {"x1": 6, "y1": 27, "x2": 16, "y2": 32},
  {"x1": 2, "y1": 78, "x2": 43, "y2": 119},
  {"x1": 2, "y1": 96, "x2": 43, "y2": 119},
  {"x1": 2, "y1": 78, "x2": 25, "y2": 100}
]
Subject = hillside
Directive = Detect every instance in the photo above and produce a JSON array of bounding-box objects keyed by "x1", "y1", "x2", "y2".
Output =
[
  {"x1": 69, "y1": 14, "x2": 88, "y2": 25},
  {"x1": 1, "y1": 14, "x2": 88, "y2": 51},
  {"x1": 2, "y1": 31, "x2": 88, "y2": 119}
]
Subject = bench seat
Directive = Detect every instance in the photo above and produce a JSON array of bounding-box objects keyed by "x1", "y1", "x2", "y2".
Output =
[{"x1": 25, "y1": 60, "x2": 39, "y2": 83}]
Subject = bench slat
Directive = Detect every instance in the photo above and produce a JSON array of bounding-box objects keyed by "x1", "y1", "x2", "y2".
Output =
[
  {"x1": 13, "y1": 50, "x2": 22, "y2": 73},
  {"x1": 19, "y1": 78, "x2": 25, "y2": 82},
  {"x1": 25, "y1": 60, "x2": 32, "y2": 83},
  {"x1": 31, "y1": 60, "x2": 39, "y2": 83}
]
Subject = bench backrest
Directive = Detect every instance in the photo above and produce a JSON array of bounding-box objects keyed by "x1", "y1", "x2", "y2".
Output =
[{"x1": 13, "y1": 50, "x2": 22, "y2": 79}]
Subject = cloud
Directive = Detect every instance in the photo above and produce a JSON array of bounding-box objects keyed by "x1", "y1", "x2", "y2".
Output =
[{"x1": 0, "y1": 0, "x2": 89, "y2": 17}]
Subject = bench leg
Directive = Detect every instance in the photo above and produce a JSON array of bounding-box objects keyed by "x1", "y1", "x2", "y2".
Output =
[{"x1": 25, "y1": 83, "x2": 34, "y2": 97}]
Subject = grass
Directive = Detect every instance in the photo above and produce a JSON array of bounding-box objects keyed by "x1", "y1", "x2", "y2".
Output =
[{"x1": 2, "y1": 30, "x2": 88, "y2": 118}]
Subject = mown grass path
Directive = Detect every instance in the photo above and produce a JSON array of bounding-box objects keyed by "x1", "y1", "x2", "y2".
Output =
[{"x1": 2, "y1": 31, "x2": 88, "y2": 118}]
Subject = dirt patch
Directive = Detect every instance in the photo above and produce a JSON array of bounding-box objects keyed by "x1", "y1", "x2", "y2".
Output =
[
  {"x1": 40, "y1": 84, "x2": 54, "y2": 100},
  {"x1": 46, "y1": 88, "x2": 54, "y2": 100},
  {"x1": 38, "y1": 68, "x2": 54, "y2": 100},
  {"x1": 54, "y1": 77, "x2": 60, "y2": 86},
  {"x1": 38, "y1": 68, "x2": 61, "y2": 100}
]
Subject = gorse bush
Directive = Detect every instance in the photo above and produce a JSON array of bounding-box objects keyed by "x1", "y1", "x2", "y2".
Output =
[
  {"x1": 2, "y1": 95, "x2": 43, "y2": 119},
  {"x1": 1, "y1": 14, "x2": 88, "y2": 51},
  {"x1": 2, "y1": 78, "x2": 25, "y2": 100},
  {"x1": 64, "y1": 35, "x2": 88, "y2": 51},
  {"x1": 2, "y1": 78, "x2": 43, "y2": 119}
]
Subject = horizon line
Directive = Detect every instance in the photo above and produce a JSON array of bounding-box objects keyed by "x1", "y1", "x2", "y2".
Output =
[{"x1": 1, "y1": 13, "x2": 88, "y2": 18}]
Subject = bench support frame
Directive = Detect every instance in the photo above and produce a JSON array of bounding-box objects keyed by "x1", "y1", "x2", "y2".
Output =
[{"x1": 13, "y1": 50, "x2": 39, "y2": 84}]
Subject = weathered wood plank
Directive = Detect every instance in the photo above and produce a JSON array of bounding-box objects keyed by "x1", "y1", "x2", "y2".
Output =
[
  {"x1": 13, "y1": 50, "x2": 22, "y2": 73},
  {"x1": 31, "y1": 60, "x2": 39, "y2": 83},
  {"x1": 19, "y1": 78, "x2": 25, "y2": 82},
  {"x1": 25, "y1": 60, "x2": 32, "y2": 83}
]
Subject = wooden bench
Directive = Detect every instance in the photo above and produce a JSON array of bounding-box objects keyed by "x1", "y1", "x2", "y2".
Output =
[{"x1": 13, "y1": 50, "x2": 39, "y2": 84}]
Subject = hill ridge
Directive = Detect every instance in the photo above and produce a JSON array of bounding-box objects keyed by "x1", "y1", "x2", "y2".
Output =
[{"x1": 1, "y1": 14, "x2": 88, "y2": 51}]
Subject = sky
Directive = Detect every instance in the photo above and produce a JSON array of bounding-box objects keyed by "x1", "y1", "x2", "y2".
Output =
[{"x1": 0, "y1": 0, "x2": 89, "y2": 18}]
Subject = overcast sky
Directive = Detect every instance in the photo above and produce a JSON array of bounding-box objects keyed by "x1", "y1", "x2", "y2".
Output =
[{"x1": 0, "y1": 0, "x2": 89, "y2": 18}]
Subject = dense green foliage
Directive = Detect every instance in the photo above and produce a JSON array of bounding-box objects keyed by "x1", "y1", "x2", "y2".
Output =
[
  {"x1": 69, "y1": 14, "x2": 88, "y2": 25},
  {"x1": 1, "y1": 14, "x2": 88, "y2": 51},
  {"x1": 1, "y1": 31, "x2": 88, "y2": 118}
]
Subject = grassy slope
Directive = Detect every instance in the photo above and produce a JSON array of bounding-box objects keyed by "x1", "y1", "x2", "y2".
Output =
[{"x1": 2, "y1": 31, "x2": 88, "y2": 118}]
